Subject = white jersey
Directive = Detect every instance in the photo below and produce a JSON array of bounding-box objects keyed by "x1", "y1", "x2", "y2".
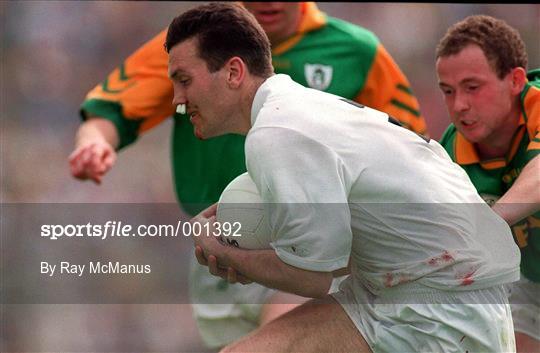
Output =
[{"x1": 246, "y1": 74, "x2": 520, "y2": 295}]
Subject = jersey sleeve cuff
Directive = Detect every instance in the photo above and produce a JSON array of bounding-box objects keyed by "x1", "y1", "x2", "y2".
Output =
[
  {"x1": 273, "y1": 246, "x2": 349, "y2": 273},
  {"x1": 80, "y1": 99, "x2": 142, "y2": 150}
]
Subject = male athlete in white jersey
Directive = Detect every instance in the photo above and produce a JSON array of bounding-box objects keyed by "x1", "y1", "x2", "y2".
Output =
[{"x1": 166, "y1": 3, "x2": 520, "y2": 352}]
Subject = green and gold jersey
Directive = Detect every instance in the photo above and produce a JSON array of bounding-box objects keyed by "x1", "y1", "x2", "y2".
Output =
[
  {"x1": 80, "y1": 2, "x2": 427, "y2": 215},
  {"x1": 440, "y1": 69, "x2": 540, "y2": 282}
]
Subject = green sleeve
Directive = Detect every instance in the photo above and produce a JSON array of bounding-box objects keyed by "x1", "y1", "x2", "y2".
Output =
[
  {"x1": 525, "y1": 144, "x2": 540, "y2": 164},
  {"x1": 80, "y1": 99, "x2": 142, "y2": 150}
]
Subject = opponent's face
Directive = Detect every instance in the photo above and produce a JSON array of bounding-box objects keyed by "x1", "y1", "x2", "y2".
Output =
[
  {"x1": 436, "y1": 44, "x2": 519, "y2": 144},
  {"x1": 243, "y1": 2, "x2": 301, "y2": 46},
  {"x1": 169, "y1": 38, "x2": 235, "y2": 140}
]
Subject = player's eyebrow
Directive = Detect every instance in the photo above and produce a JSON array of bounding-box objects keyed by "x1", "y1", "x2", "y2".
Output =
[
  {"x1": 168, "y1": 68, "x2": 187, "y2": 80},
  {"x1": 438, "y1": 77, "x2": 481, "y2": 88},
  {"x1": 459, "y1": 77, "x2": 481, "y2": 84}
]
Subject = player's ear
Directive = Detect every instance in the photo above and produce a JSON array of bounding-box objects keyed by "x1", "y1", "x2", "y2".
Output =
[
  {"x1": 509, "y1": 67, "x2": 526, "y2": 95},
  {"x1": 226, "y1": 56, "x2": 245, "y2": 89}
]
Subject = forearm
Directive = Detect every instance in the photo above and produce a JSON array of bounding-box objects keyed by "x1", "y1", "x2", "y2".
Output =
[
  {"x1": 218, "y1": 245, "x2": 333, "y2": 298},
  {"x1": 75, "y1": 116, "x2": 119, "y2": 150},
  {"x1": 492, "y1": 155, "x2": 540, "y2": 225}
]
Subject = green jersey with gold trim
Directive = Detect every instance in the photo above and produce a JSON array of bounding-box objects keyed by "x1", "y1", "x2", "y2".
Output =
[
  {"x1": 440, "y1": 69, "x2": 540, "y2": 282},
  {"x1": 80, "y1": 2, "x2": 426, "y2": 215}
]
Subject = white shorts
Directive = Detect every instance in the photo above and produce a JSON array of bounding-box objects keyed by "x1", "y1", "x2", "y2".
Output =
[
  {"x1": 508, "y1": 275, "x2": 540, "y2": 340},
  {"x1": 332, "y1": 279, "x2": 516, "y2": 353},
  {"x1": 188, "y1": 256, "x2": 275, "y2": 348},
  {"x1": 188, "y1": 256, "x2": 349, "y2": 348}
]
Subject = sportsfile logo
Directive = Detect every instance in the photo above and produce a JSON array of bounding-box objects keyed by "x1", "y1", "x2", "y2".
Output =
[
  {"x1": 41, "y1": 221, "x2": 183, "y2": 240},
  {"x1": 40, "y1": 220, "x2": 242, "y2": 240}
]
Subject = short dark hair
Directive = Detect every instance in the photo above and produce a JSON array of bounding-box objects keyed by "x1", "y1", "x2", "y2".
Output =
[
  {"x1": 165, "y1": 2, "x2": 273, "y2": 78},
  {"x1": 436, "y1": 15, "x2": 527, "y2": 79}
]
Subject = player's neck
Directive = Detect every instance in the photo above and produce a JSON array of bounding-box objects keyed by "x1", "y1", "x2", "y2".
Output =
[
  {"x1": 237, "y1": 76, "x2": 268, "y2": 135},
  {"x1": 269, "y1": 28, "x2": 297, "y2": 47},
  {"x1": 268, "y1": 9, "x2": 302, "y2": 47}
]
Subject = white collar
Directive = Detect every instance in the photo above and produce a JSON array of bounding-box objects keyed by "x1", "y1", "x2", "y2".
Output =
[{"x1": 250, "y1": 74, "x2": 295, "y2": 126}]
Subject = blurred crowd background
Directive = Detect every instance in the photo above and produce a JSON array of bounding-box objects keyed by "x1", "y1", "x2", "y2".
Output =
[{"x1": 1, "y1": 2, "x2": 539, "y2": 352}]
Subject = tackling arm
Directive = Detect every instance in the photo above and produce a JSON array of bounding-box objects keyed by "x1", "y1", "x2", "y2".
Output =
[
  {"x1": 68, "y1": 117, "x2": 118, "y2": 184},
  {"x1": 492, "y1": 154, "x2": 540, "y2": 225},
  {"x1": 74, "y1": 115, "x2": 119, "y2": 149},
  {"x1": 71, "y1": 28, "x2": 175, "y2": 183}
]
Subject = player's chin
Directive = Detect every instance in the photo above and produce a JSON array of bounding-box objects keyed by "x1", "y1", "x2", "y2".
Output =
[
  {"x1": 193, "y1": 126, "x2": 206, "y2": 140},
  {"x1": 196, "y1": 127, "x2": 224, "y2": 141},
  {"x1": 459, "y1": 129, "x2": 486, "y2": 144},
  {"x1": 194, "y1": 130, "x2": 205, "y2": 140}
]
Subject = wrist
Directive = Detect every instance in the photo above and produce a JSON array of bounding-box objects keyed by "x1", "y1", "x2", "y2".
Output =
[
  {"x1": 75, "y1": 135, "x2": 109, "y2": 149},
  {"x1": 76, "y1": 118, "x2": 119, "y2": 149}
]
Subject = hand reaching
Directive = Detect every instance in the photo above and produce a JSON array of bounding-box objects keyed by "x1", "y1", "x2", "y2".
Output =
[{"x1": 68, "y1": 141, "x2": 116, "y2": 184}]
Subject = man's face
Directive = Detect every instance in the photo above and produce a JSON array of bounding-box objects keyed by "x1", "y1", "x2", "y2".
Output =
[
  {"x1": 243, "y1": 2, "x2": 301, "y2": 45},
  {"x1": 436, "y1": 44, "x2": 517, "y2": 144},
  {"x1": 168, "y1": 38, "x2": 233, "y2": 140}
]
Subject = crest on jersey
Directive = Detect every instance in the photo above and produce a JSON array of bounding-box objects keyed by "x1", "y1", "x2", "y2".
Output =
[{"x1": 304, "y1": 64, "x2": 333, "y2": 91}]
